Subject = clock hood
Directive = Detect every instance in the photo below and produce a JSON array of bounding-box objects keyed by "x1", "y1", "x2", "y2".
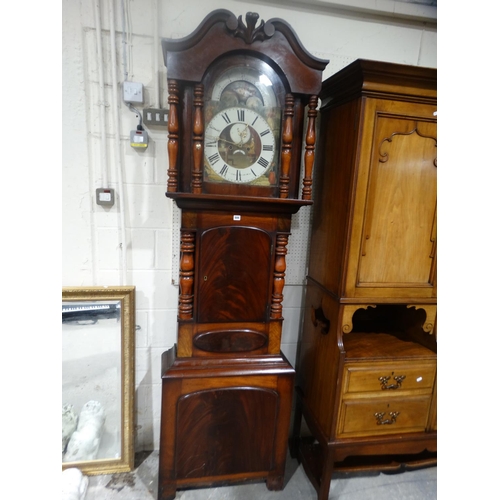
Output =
[{"x1": 161, "y1": 9, "x2": 329, "y2": 95}]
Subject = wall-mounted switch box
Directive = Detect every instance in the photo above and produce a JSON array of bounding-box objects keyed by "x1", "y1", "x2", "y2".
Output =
[
  {"x1": 130, "y1": 128, "x2": 149, "y2": 150},
  {"x1": 123, "y1": 81, "x2": 144, "y2": 103},
  {"x1": 96, "y1": 188, "x2": 115, "y2": 207},
  {"x1": 143, "y1": 108, "x2": 169, "y2": 127}
]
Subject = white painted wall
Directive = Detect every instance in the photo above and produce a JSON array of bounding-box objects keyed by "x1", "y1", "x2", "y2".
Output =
[{"x1": 62, "y1": 0, "x2": 436, "y2": 452}]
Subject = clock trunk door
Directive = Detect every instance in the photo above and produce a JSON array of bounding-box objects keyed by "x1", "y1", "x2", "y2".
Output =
[{"x1": 197, "y1": 226, "x2": 272, "y2": 323}]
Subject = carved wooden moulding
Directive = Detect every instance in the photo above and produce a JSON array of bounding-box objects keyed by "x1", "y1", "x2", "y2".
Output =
[{"x1": 193, "y1": 330, "x2": 268, "y2": 353}]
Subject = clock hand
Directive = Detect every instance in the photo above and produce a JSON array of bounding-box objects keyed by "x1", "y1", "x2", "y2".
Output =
[{"x1": 205, "y1": 134, "x2": 240, "y2": 147}]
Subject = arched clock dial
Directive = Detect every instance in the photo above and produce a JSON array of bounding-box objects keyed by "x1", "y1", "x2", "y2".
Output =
[
  {"x1": 204, "y1": 63, "x2": 282, "y2": 187},
  {"x1": 204, "y1": 107, "x2": 275, "y2": 184}
]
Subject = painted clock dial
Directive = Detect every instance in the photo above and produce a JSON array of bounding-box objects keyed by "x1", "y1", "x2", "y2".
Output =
[
  {"x1": 210, "y1": 67, "x2": 278, "y2": 109},
  {"x1": 204, "y1": 106, "x2": 276, "y2": 184}
]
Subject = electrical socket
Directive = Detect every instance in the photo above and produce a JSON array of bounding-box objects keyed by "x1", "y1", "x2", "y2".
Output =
[
  {"x1": 143, "y1": 108, "x2": 169, "y2": 127},
  {"x1": 123, "y1": 81, "x2": 144, "y2": 103}
]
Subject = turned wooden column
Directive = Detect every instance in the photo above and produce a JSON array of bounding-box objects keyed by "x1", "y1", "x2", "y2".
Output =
[
  {"x1": 192, "y1": 84, "x2": 204, "y2": 194},
  {"x1": 178, "y1": 230, "x2": 195, "y2": 320},
  {"x1": 301, "y1": 95, "x2": 318, "y2": 200},
  {"x1": 167, "y1": 79, "x2": 180, "y2": 193},
  {"x1": 279, "y1": 95, "x2": 294, "y2": 199},
  {"x1": 270, "y1": 233, "x2": 289, "y2": 319}
]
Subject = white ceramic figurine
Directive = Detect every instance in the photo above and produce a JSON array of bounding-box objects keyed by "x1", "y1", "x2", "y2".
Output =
[
  {"x1": 62, "y1": 403, "x2": 78, "y2": 453},
  {"x1": 61, "y1": 468, "x2": 88, "y2": 500},
  {"x1": 63, "y1": 401, "x2": 106, "y2": 462}
]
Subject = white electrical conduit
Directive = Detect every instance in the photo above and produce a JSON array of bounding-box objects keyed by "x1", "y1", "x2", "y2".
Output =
[
  {"x1": 109, "y1": 0, "x2": 128, "y2": 285},
  {"x1": 120, "y1": 0, "x2": 141, "y2": 126},
  {"x1": 153, "y1": 0, "x2": 160, "y2": 107},
  {"x1": 124, "y1": 0, "x2": 133, "y2": 80},
  {"x1": 121, "y1": 0, "x2": 128, "y2": 81},
  {"x1": 93, "y1": 0, "x2": 108, "y2": 189}
]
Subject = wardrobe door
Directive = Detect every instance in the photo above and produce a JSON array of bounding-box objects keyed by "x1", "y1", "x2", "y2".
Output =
[{"x1": 346, "y1": 99, "x2": 437, "y2": 299}]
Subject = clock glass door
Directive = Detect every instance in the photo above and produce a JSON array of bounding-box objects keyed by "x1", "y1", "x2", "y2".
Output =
[{"x1": 203, "y1": 58, "x2": 284, "y2": 190}]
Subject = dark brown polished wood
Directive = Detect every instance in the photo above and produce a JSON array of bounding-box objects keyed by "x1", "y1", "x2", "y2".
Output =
[
  {"x1": 157, "y1": 10, "x2": 328, "y2": 500},
  {"x1": 291, "y1": 59, "x2": 437, "y2": 500},
  {"x1": 158, "y1": 348, "x2": 294, "y2": 500}
]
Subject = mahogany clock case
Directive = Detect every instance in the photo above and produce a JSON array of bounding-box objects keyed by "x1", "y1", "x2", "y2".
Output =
[
  {"x1": 158, "y1": 348, "x2": 295, "y2": 500},
  {"x1": 159, "y1": 9, "x2": 328, "y2": 361},
  {"x1": 157, "y1": 10, "x2": 328, "y2": 500},
  {"x1": 176, "y1": 209, "x2": 295, "y2": 359}
]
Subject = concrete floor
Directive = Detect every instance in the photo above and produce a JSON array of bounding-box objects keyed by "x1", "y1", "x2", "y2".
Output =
[{"x1": 84, "y1": 451, "x2": 437, "y2": 500}]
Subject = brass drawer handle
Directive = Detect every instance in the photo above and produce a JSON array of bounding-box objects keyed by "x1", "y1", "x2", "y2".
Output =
[
  {"x1": 379, "y1": 375, "x2": 406, "y2": 390},
  {"x1": 374, "y1": 411, "x2": 400, "y2": 425}
]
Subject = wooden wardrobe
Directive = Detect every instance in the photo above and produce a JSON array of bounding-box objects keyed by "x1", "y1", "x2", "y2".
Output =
[{"x1": 291, "y1": 59, "x2": 437, "y2": 500}]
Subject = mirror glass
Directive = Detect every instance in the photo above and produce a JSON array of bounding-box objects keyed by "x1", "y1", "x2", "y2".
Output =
[{"x1": 62, "y1": 300, "x2": 122, "y2": 462}]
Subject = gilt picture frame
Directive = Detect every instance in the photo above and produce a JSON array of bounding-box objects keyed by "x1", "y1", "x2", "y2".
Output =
[{"x1": 62, "y1": 286, "x2": 135, "y2": 475}]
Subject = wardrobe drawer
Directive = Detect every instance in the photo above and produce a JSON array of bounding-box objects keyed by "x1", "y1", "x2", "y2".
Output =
[
  {"x1": 342, "y1": 361, "x2": 436, "y2": 396},
  {"x1": 336, "y1": 395, "x2": 432, "y2": 438}
]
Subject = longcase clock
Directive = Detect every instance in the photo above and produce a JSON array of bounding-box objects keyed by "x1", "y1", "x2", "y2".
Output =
[{"x1": 157, "y1": 10, "x2": 328, "y2": 500}]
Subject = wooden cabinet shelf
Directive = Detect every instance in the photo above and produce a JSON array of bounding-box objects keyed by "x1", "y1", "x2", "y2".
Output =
[{"x1": 343, "y1": 332, "x2": 436, "y2": 360}]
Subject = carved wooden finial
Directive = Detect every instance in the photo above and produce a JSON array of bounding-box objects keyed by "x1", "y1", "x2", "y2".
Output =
[{"x1": 227, "y1": 12, "x2": 275, "y2": 43}]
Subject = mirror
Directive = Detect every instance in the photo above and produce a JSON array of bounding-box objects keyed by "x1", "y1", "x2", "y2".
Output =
[{"x1": 62, "y1": 286, "x2": 135, "y2": 475}]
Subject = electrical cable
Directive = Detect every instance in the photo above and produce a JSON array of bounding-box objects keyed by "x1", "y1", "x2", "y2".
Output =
[{"x1": 126, "y1": 102, "x2": 143, "y2": 129}]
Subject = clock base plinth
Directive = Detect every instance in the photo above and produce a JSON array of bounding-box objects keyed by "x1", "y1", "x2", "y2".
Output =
[{"x1": 157, "y1": 346, "x2": 295, "y2": 500}]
